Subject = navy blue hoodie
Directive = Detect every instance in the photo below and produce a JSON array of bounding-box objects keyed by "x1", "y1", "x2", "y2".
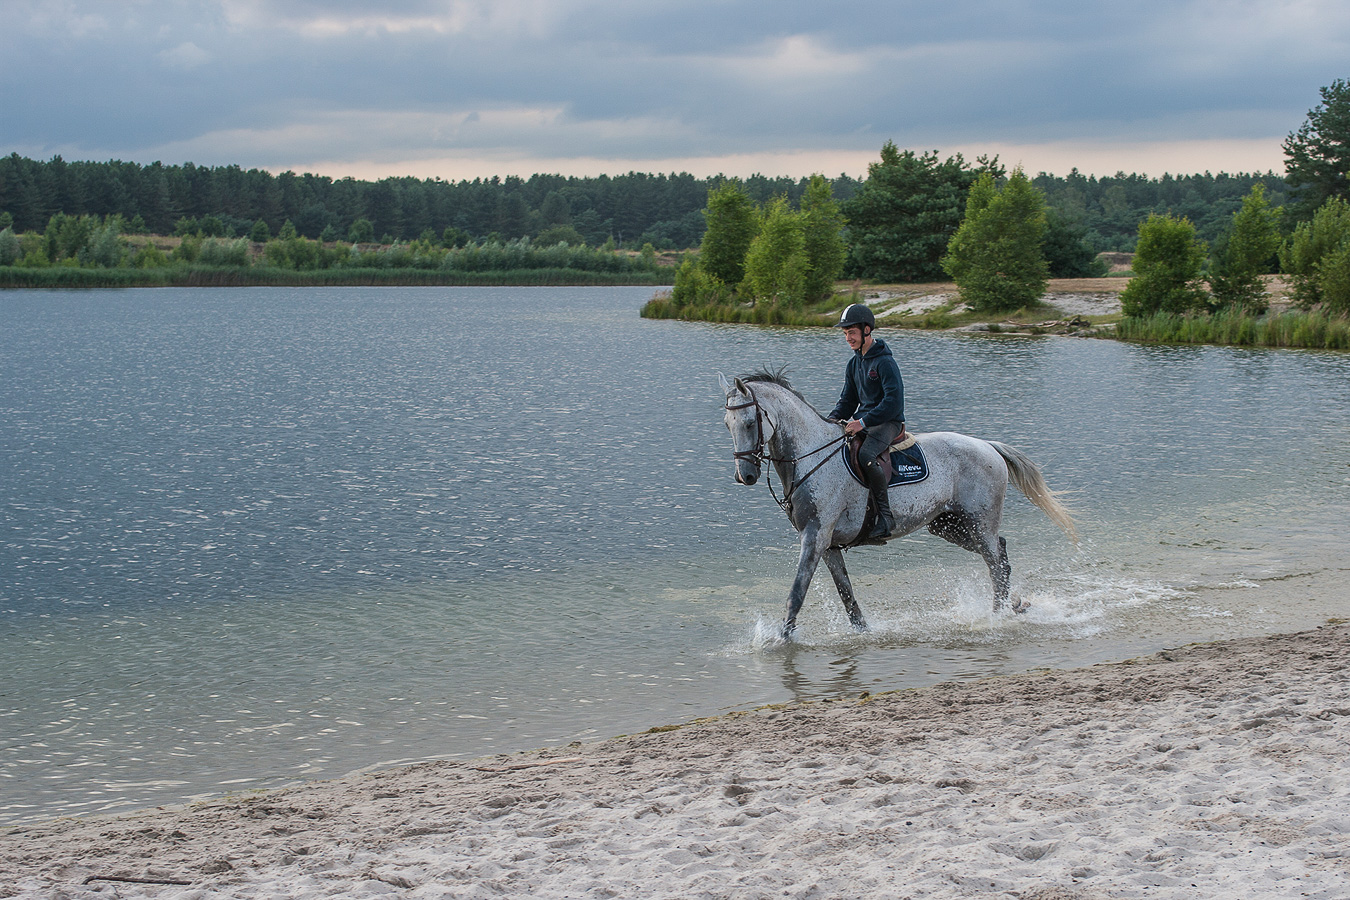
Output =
[{"x1": 829, "y1": 337, "x2": 905, "y2": 426}]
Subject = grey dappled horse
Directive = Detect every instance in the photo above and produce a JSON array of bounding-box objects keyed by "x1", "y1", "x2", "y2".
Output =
[{"x1": 720, "y1": 371, "x2": 1077, "y2": 640}]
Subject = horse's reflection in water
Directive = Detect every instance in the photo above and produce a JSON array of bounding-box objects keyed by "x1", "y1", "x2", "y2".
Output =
[
  {"x1": 722, "y1": 371, "x2": 1077, "y2": 642},
  {"x1": 774, "y1": 648, "x2": 867, "y2": 703}
]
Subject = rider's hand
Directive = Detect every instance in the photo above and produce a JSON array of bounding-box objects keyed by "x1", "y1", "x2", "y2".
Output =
[{"x1": 844, "y1": 419, "x2": 865, "y2": 435}]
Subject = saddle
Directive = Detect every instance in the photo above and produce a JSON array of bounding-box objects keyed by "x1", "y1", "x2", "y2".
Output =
[
  {"x1": 844, "y1": 429, "x2": 929, "y2": 488},
  {"x1": 843, "y1": 429, "x2": 929, "y2": 547}
]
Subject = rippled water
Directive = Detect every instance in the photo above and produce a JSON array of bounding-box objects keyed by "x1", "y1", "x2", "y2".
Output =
[{"x1": 2, "y1": 286, "x2": 1347, "y2": 825}]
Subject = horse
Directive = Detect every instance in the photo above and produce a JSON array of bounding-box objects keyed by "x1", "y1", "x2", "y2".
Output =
[{"x1": 720, "y1": 370, "x2": 1077, "y2": 640}]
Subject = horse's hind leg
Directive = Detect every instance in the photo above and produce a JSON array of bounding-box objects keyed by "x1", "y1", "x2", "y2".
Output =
[
  {"x1": 823, "y1": 548, "x2": 868, "y2": 631},
  {"x1": 992, "y1": 536, "x2": 1019, "y2": 613},
  {"x1": 928, "y1": 513, "x2": 1018, "y2": 613}
]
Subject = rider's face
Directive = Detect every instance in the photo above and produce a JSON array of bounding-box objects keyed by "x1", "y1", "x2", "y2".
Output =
[{"x1": 843, "y1": 325, "x2": 866, "y2": 351}]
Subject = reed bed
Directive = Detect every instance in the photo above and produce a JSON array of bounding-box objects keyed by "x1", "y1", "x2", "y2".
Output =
[
  {"x1": 640, "y1": 296, "x2": 836, "y2": 326},
  {"x1": 1116, "y1": 307, "x2": 1350, "y2": 350}
]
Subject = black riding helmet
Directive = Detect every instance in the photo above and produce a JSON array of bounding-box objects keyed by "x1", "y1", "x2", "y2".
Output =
[{"x1": 835, "y1": 303, "x2": 875, "y2": 331}]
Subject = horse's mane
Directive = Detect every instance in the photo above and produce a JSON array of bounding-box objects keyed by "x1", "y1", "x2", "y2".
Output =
[
  {"x1": 740, "y1": 367, "x2": 802, "y2": 398},
  {"x1": 739, "y1": 367, "x2": 830, "y2": 420}
]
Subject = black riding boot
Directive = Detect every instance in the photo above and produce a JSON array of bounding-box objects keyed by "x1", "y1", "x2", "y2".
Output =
[{"x1": 863, "y1": 459, "x2": 894, "y2": 540}]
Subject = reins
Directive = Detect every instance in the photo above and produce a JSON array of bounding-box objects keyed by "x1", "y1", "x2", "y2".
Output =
[{"x1": 726, "y1": 385, "x2": 846, "y2": 513}]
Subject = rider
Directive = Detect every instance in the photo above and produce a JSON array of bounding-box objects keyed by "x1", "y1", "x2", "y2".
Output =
[{"x1": 829, "y1": 303, "x2": 905, "y2": 540}]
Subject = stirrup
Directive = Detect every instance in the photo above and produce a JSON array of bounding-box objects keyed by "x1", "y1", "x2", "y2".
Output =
[{"x1": 867, "y1": 511, "x2": 893, "y2": 540}]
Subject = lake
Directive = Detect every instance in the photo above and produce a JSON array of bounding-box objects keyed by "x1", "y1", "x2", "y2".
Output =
[{"x1": 2, "y1": 286, "x2": 1347, "y2": 826}]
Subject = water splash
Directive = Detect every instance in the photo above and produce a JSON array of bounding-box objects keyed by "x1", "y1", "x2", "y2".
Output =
[{"x1": 728, "y1": 563, "x2": 1197, "y2": 654}]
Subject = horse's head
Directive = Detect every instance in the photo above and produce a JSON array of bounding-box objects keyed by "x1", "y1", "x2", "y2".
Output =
[{"x1": 720, "y1": 374, "x2": 764, "y2": 486}]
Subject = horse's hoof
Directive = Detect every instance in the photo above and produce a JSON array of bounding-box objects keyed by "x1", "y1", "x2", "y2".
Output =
[{"x1": 1012, "y1": 601, "x2": 1030, "y2": 614}]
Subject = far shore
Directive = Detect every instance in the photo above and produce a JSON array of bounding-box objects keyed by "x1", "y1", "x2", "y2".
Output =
[
  {"x1": 4, "y1": 621, "x2": 1347, "y2": 899},
  {"x1": 0, "y1": 267, "x2": 674, "y2": 290}
]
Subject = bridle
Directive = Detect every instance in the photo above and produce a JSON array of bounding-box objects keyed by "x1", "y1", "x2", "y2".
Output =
[
  {"x1": 725, "y1": 384, "x2": 846, "y2": 513},
  {"x1": 724, "y1": 389, "x2": 770, "y2": 473}
]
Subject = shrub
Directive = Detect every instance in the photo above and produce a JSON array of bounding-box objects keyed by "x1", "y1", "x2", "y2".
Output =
[
  {"x1": 670, "y1": 257, "x2": 733, "y2": 308},
  {"x1": 198, "y1": 237, "x2": 251, "y2": 267},
  {"x1": 134, "y1": 243, "x2": 171, "y2": 268},
  {"x1": 172, "y1": 234, "x2": 204, "y2": 263}
]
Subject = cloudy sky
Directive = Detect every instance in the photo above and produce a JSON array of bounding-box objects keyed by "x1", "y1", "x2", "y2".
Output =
[{"x1": 3, "y1": 0, "x2": 1347, "y2": 182}]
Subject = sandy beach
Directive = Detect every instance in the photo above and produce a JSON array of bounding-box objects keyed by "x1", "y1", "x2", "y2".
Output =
[{"x1": 4, "y1": 622, "x2": 1347, "y2": 899}]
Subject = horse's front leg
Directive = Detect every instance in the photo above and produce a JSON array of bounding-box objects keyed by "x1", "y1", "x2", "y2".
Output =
[
  {"x1": 823, "y1": 548, "x2": 868, "y2": 632},
  {"x1": 783, "y1": 526, "x2": 827, "y2": 640}
]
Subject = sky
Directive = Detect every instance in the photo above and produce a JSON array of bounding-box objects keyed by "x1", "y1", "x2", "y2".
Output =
[{"x1": 3, "y1": 0, "x2": 1347, "y2": 183}]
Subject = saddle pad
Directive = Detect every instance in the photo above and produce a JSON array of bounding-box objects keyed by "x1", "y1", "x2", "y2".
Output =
[
  {"x1": 886, "y1": 442, "x2": 928, "y2": 486},
  {"x1": 843, "y1": 437, "x2": 929, "y2": 486}
]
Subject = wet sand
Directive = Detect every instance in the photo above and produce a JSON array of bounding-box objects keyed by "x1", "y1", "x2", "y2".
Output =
[{"x1": 3, "y1": 622, "x2": 1347, "y2": 899}]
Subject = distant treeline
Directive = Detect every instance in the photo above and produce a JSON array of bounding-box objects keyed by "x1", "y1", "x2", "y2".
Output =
[
  {"x1": 1034, "y1": 170, "x2": 1289, "y2": 253},
  {"x1": 0, "y1": 153, "x2": 1287, "y2": 253}
]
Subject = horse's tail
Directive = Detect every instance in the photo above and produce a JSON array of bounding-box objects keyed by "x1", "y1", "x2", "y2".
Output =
[{"x1": 988, "y1": 441, "x2": 1079, "y2": 546}]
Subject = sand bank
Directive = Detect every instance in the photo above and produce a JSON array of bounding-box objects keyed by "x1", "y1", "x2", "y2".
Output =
[{"x1": 4, "y1": 623, "x2": 1347, "y2": 899}]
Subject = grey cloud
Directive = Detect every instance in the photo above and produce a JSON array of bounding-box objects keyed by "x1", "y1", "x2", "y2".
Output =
[{"x1": 2, "y1": 0, "x2": 1343, "y2": 174}]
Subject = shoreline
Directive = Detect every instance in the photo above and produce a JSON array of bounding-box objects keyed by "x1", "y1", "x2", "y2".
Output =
[{"x1": 4, "y1": 622, "x2": 1347, "y2": 898}]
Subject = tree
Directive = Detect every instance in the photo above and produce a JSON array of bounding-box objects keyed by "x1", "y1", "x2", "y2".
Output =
[
  {"x1": 348, "y1": 218, "x2": 375, "y2": 243},
  {"x1": 44, "y1": 213, "x2": 96, "y2": 262},
  {"x1": 1318, "y1": 241, "x2": 1350, "y2": 314},
  {"x1": 699, "y1": 182, "x2": 759, "y2": 287},
  {"x1": 535, "y1": 224, "x2": 586, "y2": 246},
  {"x1": 83, "y1": 219, "x2": 124, "y2": 268},
  {"x1": 799, "y1": 174, "x2": 848, "y2": 301},
  {"x1": 742, "y1": 197, "x2": 809, "y2": 307},
  {"x1": 0, "y1": 227, "x2": 19, "y2": 266},
  {"x1": 249, "y1": 219, "x2": 271, "y2": 242},
  {"x1": 1119, "y1": 214, "x2": 1209, "y2": 316},
  {"x1": 942, "y1": 168, "x2": 1049, "y2": 312},
  {"x1": 1208, "y1": 184, "x2": 1281, "y2": 312},
  {"x1": 539, "y1": 191, "x2": 571, "y2": 226},
  {"x1": 842, "y1": 142, "x2": 997, "y2": 282},
  {"x1": 1283, "y1": 79, "x2": 1350, "y2": 218},
  {"x1": 493, "y1": 193, "x2": 530, "y2": 239},
  {"x1": 1280, "y1": 197, "x2": 1350, "y2": 308},
  {"x1": 1042, "y1": 208, "x2": 1107, "y2": 278},
  {"x1": 441, "y1": 226, "x2": 470, "y2": 248}
]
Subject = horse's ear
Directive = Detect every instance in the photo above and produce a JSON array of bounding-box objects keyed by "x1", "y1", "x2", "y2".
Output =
[
  {"x1": 734, "y1": 377, "x2": 749, "y2": 396},
  {"x1": 718, "y1": 373, "x2": 734, "y2": 397}
]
